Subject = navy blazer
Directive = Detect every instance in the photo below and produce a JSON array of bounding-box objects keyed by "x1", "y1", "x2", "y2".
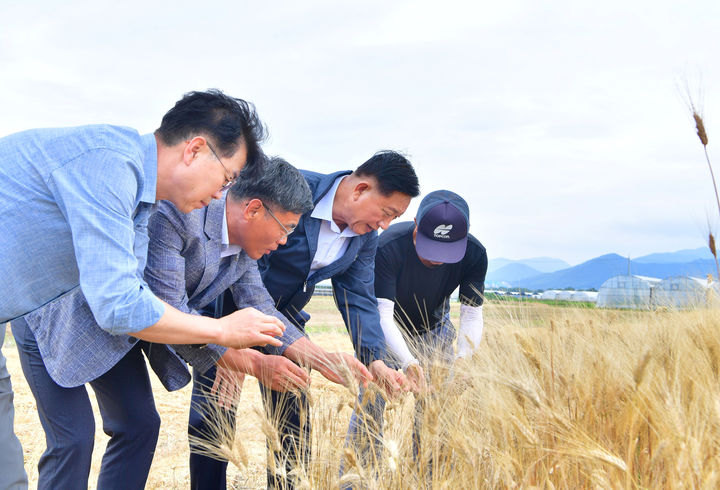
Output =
[{"x1": 258, "y1": 170, "x2": 387, "y2": 365}]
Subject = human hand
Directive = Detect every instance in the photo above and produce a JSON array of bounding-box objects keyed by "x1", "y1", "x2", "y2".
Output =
[
  {"x1": 252, "y1": 354, "x2": 311, "y2": 392},
  {"x1": 217, "y1": 307, "x2": 285, "y2": 349},
  {"x1": 369, "y1": 360, "x2": 407, "y2": 398},
  {"x1": 404, "y1": 363, "x2": 427, "y2": 395},
  {"x1": 314, "y1": 352, "x2": 373, "y2": 387},
  {"x1": 210, "y1": 365, "x2": 244, "y2": 410}
]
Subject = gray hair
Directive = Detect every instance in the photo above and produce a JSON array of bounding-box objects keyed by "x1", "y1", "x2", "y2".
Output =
[{"x1": 227, "y1": 155, "x2": 313, "y2": 214}]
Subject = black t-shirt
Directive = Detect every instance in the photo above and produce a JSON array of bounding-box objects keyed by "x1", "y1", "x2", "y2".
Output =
[{"x1": 374, "y1": 221, "x2": 488, "y2": 336}]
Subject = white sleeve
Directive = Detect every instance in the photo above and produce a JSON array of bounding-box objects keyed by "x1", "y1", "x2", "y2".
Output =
[
  {"x1": 377, "y1": 298, "x2": 419, "y2": 369},
  {"x1": 456, "y1": 304, "x2": 484, "y2": 358}
]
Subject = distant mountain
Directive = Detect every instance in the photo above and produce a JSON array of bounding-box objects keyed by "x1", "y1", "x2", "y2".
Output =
[
  {"x1": 514, "y1": 253, "x2": 718, "y2": 290},
  {"x1": 487, "y1": 258, "x2": 514, "y2": 274},
  {"x1": 634, "y1": 247, "x2": 713, "y2": 264},
  {"x1": 518, "y1": 254, "x2": 629, "y2": 290},
  {"x1": 486, "y1": 263, "x2": 541, "y2": 285},
  {"x1": 520, "y1": 257, "x2": 571, "y2": 273},
  {"x1": 488, "y1": 257, "x2": 570, "y2": 279}
]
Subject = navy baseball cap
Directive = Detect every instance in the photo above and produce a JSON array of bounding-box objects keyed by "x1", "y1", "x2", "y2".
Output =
[{"x1": 415, "y1": 190, "x2": 469, "y2": 263}]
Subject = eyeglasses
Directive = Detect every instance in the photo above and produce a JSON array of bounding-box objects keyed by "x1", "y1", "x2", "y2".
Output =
[
  {"x1": 205, "y1": 140, "x2": 238, "y2": 192},
  {"x1": 262, "y1": 203, "x2": 295, "y2": 238}
]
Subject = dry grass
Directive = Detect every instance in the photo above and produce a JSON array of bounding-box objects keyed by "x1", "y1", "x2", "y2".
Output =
[{"x1": 7, "y1": 297, "x2": 720, "y2": 488}]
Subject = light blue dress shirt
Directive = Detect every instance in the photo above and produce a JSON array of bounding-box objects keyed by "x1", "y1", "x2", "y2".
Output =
[{"x1": 0, "y1": 124, "x2": 165, "y2": 334}]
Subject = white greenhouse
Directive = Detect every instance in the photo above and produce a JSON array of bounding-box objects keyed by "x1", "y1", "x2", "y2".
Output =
[
  {"x1": 539, "y1": 290, "x2": 598, "y2": 302},
  {"x1": 596, "y1": 275, "x2": 661, "y2": 309},
  {"x1": 540, "y1": 290, "x2": 561, "y2": 300},
  {"x1": 652, "y1": 276, "x2": 718, "y2": 309},
  {"x1": 571, "y1": 291, "x2": 598, "y2": 302}
]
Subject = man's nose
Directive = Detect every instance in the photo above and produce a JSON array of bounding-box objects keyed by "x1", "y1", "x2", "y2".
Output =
[{"x1": 378, "y1": 217, "x2": 392, "y2": 230}]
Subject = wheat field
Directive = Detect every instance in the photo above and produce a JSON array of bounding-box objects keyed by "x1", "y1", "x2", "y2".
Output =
[{"x1": 6, "y1": 297, "x2": 720, "y2": 489}]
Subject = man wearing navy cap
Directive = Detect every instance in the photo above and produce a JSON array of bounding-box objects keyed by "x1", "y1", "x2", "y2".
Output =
[{"x1": 345, "y1": 189, "x2": 488, "y2": 463}]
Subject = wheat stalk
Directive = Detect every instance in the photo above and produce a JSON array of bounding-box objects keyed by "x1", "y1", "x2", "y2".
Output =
[{"x1": 684, "y1": 82, "x2": 720, "y2": 281}]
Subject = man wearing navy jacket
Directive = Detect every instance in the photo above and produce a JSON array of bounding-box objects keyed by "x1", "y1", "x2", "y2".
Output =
[{"x1": 203, "y1": 150, "x2": 420, "y2": 489}]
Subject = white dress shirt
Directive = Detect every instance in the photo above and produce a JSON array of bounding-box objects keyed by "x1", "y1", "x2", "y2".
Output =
[
  {"x1": 308, "y1": 176, "x2": 359, "y2": 275},
  {"x1": 221, "y1": 197, "x2": 242, "y2": 258}
]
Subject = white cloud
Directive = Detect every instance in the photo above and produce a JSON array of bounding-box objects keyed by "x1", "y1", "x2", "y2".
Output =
[{"x1": 1, "y1": 0, "x2": 720, "y2": 264}]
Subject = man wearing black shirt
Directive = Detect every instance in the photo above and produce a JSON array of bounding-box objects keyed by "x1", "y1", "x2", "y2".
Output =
[{"x1": 345, "y1": 189, "x2": 487, "y2": 462}]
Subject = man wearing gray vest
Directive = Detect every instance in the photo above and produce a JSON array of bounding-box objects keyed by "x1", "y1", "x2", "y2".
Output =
[{"x1": 143, "y1": 157, "x2": 372, "y2": 489}]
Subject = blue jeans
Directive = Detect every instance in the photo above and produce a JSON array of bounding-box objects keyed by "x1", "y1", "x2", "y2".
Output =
[
  {"x1": 12, "y1": 318, "x2": 160, "y2": 490},
  {"x1": 0, "y1": 324, "x2": 28, "y2": 490},
  {"x1": 344, "y1": 320, "x2": 456, "y2": 473}
]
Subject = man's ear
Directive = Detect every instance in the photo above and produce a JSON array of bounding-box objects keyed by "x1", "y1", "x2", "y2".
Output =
[
  {"x1": 183, "y1": 136, "x2": 207, "y2": 166},
  {"x1": 243, "y1": 198, "x2": 264, "y2": 219},
  {"x1": 352, "y1": 181, "x2": 371, "y2": 201}
]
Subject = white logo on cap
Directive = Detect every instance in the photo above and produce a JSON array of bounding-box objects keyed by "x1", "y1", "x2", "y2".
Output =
[{"x1": 433, "y1": 224, "x2": 452, "y2": 239}]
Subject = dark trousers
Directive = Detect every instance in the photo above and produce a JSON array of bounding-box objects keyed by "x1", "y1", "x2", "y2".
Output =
[
  {"x1": 12, "y1": 318, "x2": 160, "y2": 490},
  {"x1": 0, "y1": 325, "x2": 28, "y2": 490},
  {"x1": 190, "y1": 289, "x2": 311, "y2": 489},
  {"x1": 188, "y1": 365, "x2": 311, "y2": 490},
  {"x1": 188, "y1": 365, "x2": 236, "y2": 490},
  {"x1": 259, "y1": 384, "x2": 310, "y2": 490},
  {"x1": 189, "y1": 294, "x2": 237, "y2": 490}
]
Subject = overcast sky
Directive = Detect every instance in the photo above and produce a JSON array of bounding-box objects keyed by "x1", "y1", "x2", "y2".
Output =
[{"x1": 2, "y1": 0, "x2": 719, "y2": 264}]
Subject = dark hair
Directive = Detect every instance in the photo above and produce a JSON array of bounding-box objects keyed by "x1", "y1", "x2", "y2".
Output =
[
  {"x1": 354, "y1": 150, "x2": 420, "y2": 197},
  {"x1": 155, "y1": 89, "x2": 267, "y2": 178},
  {"x1": 228, "y1": 156, "x2": 313, "y2": 215}
]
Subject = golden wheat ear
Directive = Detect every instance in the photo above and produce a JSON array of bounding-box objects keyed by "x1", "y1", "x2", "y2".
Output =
[
  {"x1": 684, "y1": 84, "x2": 720, "y2": 281},
  {"x1": 693, "y1": 109, "x2": 709, "y2": 146}
]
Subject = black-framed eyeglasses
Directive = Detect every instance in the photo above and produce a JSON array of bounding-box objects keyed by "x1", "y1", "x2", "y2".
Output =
[
  {"x1": 262, "y1": 203, "x2": 295, "y2": 238},
  {"x1": 205, "y1": 140, "x2": 238, "y2": 192}
]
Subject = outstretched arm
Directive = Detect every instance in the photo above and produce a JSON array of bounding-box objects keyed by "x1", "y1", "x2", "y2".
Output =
[
  {"x1": 283, "y1": 336, "x2": 372, "y2": 387},
  {"x1": 217, "y1": 348, "x2": 310, "y2": 392}
]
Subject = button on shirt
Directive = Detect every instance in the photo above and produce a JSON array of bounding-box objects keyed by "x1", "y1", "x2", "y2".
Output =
[
  {"x1": 0, "y1": 125, "x2": 165, "y2": 333},
  {"x1": 309, "y1": 176, "x2": 359, "y2": 274}
]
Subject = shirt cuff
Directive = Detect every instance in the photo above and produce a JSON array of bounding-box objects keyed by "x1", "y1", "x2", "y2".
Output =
[
  {"x1": 262, "y1": 323, "x2": 306, "y2": 356},
  {"x1": 358, "y1": 345, "x2": 387, "y2": 367},
  {"x1": 173, "y1": 344, "x2": 226, "y2": 374},
  {"x1": 107, "y1": 285, "x2": 165, "y2": 335}
]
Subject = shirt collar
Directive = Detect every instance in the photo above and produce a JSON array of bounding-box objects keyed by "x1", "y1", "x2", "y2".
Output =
[
  {"x1": 310, "y1": 175, "x2": 359, "y2": 237},
  {"x1": 222, "y1": 197, "x2": 230, "y2": 246},
  {"x1": 221, "y1": 196, "x2": 243, "y2": 256},
  {"x1": 139, "y1": 133, "x2": 158, "y2": 204}
]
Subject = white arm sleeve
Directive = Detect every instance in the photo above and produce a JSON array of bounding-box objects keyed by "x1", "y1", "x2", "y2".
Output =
[
  {"x1": 377, "y1": 298, "x2": 419, "y2": 369},
  {"x1": 457, "y1": 304, "x2": 484, "y2": 358}
]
